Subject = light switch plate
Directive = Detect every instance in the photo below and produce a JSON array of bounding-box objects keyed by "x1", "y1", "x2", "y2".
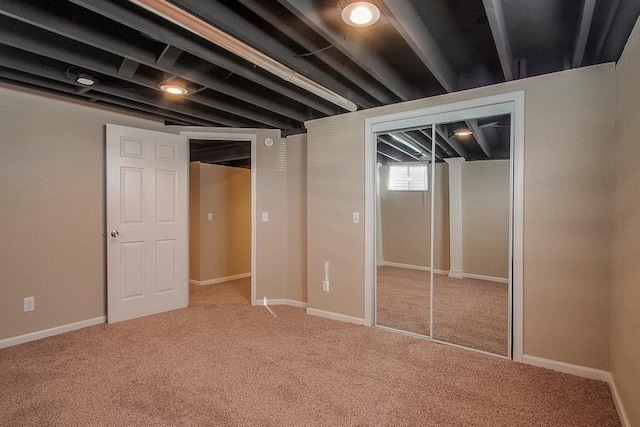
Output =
[
  {"x1": 262, "y1": 212, "x2": 269, "y2": 222},
  {"x1": 352, "y1": 212, "x2": 360, "y2": 224}
]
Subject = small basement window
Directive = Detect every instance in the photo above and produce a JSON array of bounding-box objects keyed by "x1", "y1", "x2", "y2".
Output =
[{"x1": 388, "y1": 163, "x2": 429, "y2": 191}]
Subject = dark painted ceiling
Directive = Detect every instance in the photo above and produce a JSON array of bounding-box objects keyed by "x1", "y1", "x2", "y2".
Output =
[{"x1": 0, "y1": 0, "x2": 638, "y2": 166}]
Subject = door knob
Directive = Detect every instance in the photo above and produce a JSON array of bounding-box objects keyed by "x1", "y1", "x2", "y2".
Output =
[{"x1": 110, "y1": 230, "x2": 119, "y2": 237}]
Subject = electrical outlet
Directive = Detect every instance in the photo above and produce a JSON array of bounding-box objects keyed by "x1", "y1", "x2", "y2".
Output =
[
  {"x1": 24, "y1": 296, "x2": 35, "y2": 312},
  {"x1": 323, "y1": 280, "x2": 330, "y2": 292}
]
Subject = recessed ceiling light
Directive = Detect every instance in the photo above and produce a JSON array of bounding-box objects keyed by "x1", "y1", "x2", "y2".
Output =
[
  {"x1": 160, "y1": 84, "x2": 188, "y2": 95},
  {"x1": 454, "y1": 129, "x2": 473, "y2": 137},
  {"x1": 76, "y1": 76, "x2": 95, "y2": 86},
  {"x1": 340, "y1": 1, "x2": 380, "y2": 27}
]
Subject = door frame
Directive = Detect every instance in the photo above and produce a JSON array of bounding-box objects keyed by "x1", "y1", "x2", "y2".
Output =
[
  {"x1": 180, "y1": 129, "x2": 258, "y2": 305},
  {"x1": 363, "y1": 91, "x2": 525, "y2": 362}
]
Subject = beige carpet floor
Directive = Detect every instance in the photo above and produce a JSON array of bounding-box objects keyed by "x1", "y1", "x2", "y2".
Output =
[
  {"x1": 0, "y1": 278, "x2": 620, "y2": 426},
  {"x1": 377, "y1": 266, "x2": 508, "y2": 355}
]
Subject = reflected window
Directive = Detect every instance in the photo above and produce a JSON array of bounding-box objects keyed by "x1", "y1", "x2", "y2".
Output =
[{"x1": 388, "y1": 163, "x2": 429, "y2": 191}]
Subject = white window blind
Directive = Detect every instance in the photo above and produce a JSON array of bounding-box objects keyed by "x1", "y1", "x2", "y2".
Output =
[{"x1": 388, "y1": 164, "x2": 429, "y2": 191}]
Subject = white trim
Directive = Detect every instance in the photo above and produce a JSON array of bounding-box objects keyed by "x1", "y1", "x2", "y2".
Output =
[
  {"x1": 511, "y1": 91, "x2": 525, "y2": 362},
  {"x1": 189, "y1": 272, "x2": 251, "y2": 286},
  {"x1": 380, "y1": 263, "x2": 507, "y2": 283},
  {"x1": 284, "y1": 299, "x2": 308, "y2": 309},
  {"x1": 0, "y1": 316, "x2": 106, "y2": 349},
  {"x1": 432, "y1": 338, "x2": 509, "y2": 360},
  {"x1": 609, "y1": 376, "x2": 631, "y2": 427},
  {"x1": 444, "y1": 157, "x2": 465, "y2": 279},
  {"x1": 379, "y1": 261, "x2": 448, "y2": 275},
  {"x1": 253, "y1": 298, "x2": 308, "y2": 308},
  {"x1": 522, "y1": 354, "x2": 610, "y2": 381},
  {"x1": 448, "y1": 270, "x2": 464, "y2": 279},
  {"x1": 376, "y1": 324, "x2": 431, "y2": 340},
  {"x1": 306, "y1": 308, "x2": 366, "y2": 325},
  {"x1": 179, "y1": 129, "x2": 258, "y2": 308},
  {"x1": 463, "y1": 273, "x2": 508, "y2": 284}
]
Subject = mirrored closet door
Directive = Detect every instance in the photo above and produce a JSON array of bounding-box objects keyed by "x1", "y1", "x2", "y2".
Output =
[
  {"x1": 375, "y1": 111, "x2": 513, "y2": 358},
  {"x1": 375, "y1": 126, "x2": 434, "y2": 337}
]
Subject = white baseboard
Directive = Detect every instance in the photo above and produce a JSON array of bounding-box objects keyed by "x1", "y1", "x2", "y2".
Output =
[
  {"x1": 463, "y1": 273, "x2": 508, "y2": 284},
  {"x1": 380, "y1": 262, "x2": 507, "y2": 284},
  {"x1": 306, "y1": 308, "x2": 366, "y2": 325},
  {"x1": 252, "y1": 298, "x2": 308, "y2": 309},
  {"x1": 523, "y1": 354, "x2": 630, "y2": 426},
  {"x1": 190, "y1": 272, "x2": 251, "y2": 286},
  {"x1": 448, "y1": 270, "x2": 464, "y2": 279},
  {"x1": 284, "y1": 299, "x2": 308, "y2": 308},
  {"x1": 522, "y1": 354, "x2": 610, "y2": 381},
  {"x1": 380, "y1": 261, "x2": 448, "y2": 275},
  {"x1": 0, "y1": 316, "x2": 106, "y2": 350},
  {"x1": 608, "y1": 375, "x2": 631, "y2": 427}
]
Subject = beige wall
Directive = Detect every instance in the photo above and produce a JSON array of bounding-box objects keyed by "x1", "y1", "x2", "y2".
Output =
[
  {"x1": 189, "y1": 162, "x2": 201, "y2": 281},
  {"x1": 189, "y1": 162, "x2": 251, "y2": 282},
  {"x1": 0, "y1": 84, "x2": 296, "y2": 340},
  {"x1": 286, "y1": 134, "x2": 307, "y2": 303},
  {"x1": 462, "y1": 160, "x2": 510, "y2": 279},
  {"x1": 379, "y1": 163, "x2": 449, "y2": 270},
  {"x1": 0, "y1": 84, "x2": 167, "y2": 340},
  {"x1": 306, "y1": 64, "x2": 615, "y2": 370},
  {"x1": 180, "y1": 127, "x2": 289, "y2": 302},
  {"x1": 612, "y1": 18, "x2": 640, "y2": 426}
]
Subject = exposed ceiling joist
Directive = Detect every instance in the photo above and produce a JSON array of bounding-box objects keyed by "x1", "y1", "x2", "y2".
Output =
[
  {"x1": 276, "y1": 0, "x2": 415, "y2": 101},
  {"x1": 594, "y1": 0, "x2": 621, "y2": 58},
  {"x1": 482, "y1": 0, "x2": 514, "y2": 81},
  {"x1": 190, "y1": 147, "x2": 251, "y2": 164},
  {"x1": 149, "y1": 0, "x2": 363, "y2": 110},
  {"x1": 377, "y1": 150, "x2": 401, "y2": 163},
  {"x1": 397, "y1": 131, "x2": 442, "y2": 160},
  {"x1": 117, "y1": 58, "x2": 140, "y2": 78},
  {"x1": 572, "y1": 0, "x2": 596, "y2": 68},
  {"x1": 235, "y1": 0, "x2": 396, "y2": 105},
  {"x1": 466, "y1": 120, "x2": 491, "y2": 158},
  {"x1": 156, "y1": 44, "x2": 183, "y2": 68},
  {"x1": 69, "y1": 0, "x2": 335, "y2": 118},
  {"x1": 0, "y1": 0, "x2": 637, "y2": 160},
  {"x1": 436, "y1": 127, "x2": 468, "y2": 158},
  {"x1": 380, "y1": 0, "x2": 457, "y2": 93},
  {"x1": 0, "y1": 22, "x2": 291, "y2": 128},
  {"x1": 0, "y1": 2, "x2": 297, "y2": 127},
  {"x1": 378, "y1": 138, "x2": 421, "y2": 161},
  {"x1": 0, "y1": 67, "x2": 218, "y2": 126}
]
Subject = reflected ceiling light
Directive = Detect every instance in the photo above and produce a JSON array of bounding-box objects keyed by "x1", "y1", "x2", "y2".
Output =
[
  {"x1": 454, "y1": 128, "x2": 473, "y2": 137},
  {"x1": 76, "y1": 75, "x2": 95, "y2": 86},
  {"x1": 160, "y1": 84, "x2": 188, "y2": 95},
  {"x1": 340, "y1": 1, "x2": 380, "y2": 27}
]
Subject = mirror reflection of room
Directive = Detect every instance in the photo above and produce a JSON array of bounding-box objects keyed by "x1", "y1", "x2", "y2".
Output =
[{"x1": 376, "y1": 115, "x2": 512, "y2": 357}]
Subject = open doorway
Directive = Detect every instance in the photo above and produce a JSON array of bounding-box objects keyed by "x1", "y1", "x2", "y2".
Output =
[{"x1": 182, "y1": 131, "x2": 258, "y2": 305}]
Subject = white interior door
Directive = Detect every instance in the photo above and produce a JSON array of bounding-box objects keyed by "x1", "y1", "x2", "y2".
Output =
[{"x1": 106, "y1": 124, "x2": 189, "y2": 323}]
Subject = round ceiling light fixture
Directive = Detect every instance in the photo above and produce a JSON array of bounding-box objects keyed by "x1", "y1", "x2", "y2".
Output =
[
  {"x1": 340, "y1": 1, "x2": 380, "y2": 27},
  {"x1": 76, "y1": 75, "x2": 95, "y2": 86},
  {"x1": 160, "y1": 84, "x2": 189, "y2": 95}
]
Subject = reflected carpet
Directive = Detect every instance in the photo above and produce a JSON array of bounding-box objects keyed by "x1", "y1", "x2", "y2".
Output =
[{"x1": 377, "y1": 266, "x2": 508, "y2": 355}]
